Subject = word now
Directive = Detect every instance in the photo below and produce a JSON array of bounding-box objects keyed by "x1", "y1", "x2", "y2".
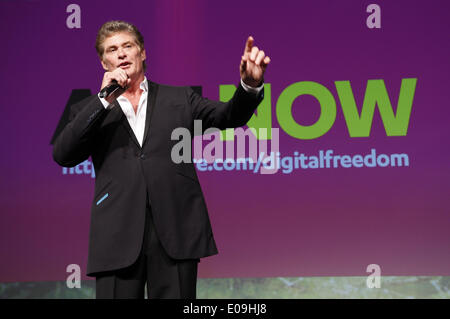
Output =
[{"x1": 219, "y1": 78, "x2": 417, "y2": 140}]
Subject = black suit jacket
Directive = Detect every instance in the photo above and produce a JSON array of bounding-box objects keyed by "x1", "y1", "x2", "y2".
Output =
[{"x1": 53, "y1": 80, "x2": 263, "y2": 276}]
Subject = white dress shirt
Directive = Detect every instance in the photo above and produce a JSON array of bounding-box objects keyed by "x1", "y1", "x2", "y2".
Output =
[{"x1": 98, "y1": 77, "x2": 262, "y2": 147}]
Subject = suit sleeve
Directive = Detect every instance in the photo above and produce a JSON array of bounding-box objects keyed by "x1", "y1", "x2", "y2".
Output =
[
  {"x1": 186, "y1": 83, "x2": 264, "y2": 133},
  {"x1": 52, "y1": 95, "x2": 107, "y2": 167}
]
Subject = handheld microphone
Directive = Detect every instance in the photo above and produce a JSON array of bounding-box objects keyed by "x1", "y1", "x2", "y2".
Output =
[{"x1": 99, "y1": 80, "x2": 127, "y2": 99}]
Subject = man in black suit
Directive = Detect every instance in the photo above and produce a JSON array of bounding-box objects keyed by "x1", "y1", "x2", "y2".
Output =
[{"x1": 53, "y1": 20, "x2": 270, "y2": 299}]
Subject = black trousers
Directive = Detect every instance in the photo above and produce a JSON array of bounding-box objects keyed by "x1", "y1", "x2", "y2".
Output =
[{"x1": 95, "y1": 204, "x2": 200, "y2": 299}]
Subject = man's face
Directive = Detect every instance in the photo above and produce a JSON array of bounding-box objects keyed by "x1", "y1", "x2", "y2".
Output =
[{"x1": 100, "y1": 32, "x2": 146, "y2": 78}]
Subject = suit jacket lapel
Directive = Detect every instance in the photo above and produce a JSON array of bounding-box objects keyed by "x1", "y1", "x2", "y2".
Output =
[
  {"x1": 116, "y1": 79, "x2": 159, "y2": 149},
  {"x1": 116, "y1": 99, "x2": 141, "y2": 149},
  {"x1": 142, "y1": 80, "x2": 159, "y2": 147}
]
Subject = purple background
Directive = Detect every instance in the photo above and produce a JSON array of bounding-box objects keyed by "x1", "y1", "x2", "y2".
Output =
[{"x1": 0, "y1": 0, "x2": 449, "y2": 282}]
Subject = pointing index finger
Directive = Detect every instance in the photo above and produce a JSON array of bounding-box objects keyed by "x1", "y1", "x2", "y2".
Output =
[{"x1": 244, "y1": 36, "x2": 254, "y2": 54}]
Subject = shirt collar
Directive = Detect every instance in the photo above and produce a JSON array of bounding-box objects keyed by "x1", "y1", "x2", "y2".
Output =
[
  {"x1": 117, "y1": 76, "x2": 148, "y2": 103},
  {"x1": 121, "y1": 76, "x2": 148, "y2": 94},
  {"x1": 140, "y1": 76, "x2": 148, "y2": 92}
]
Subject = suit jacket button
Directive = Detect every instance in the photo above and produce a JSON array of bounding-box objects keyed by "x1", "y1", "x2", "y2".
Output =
[{"x1": 140, "y1": 153, "x2": 145, "y2": 159}]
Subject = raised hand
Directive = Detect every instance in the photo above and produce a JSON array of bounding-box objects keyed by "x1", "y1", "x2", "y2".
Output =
[{"x1": 240, "y1": 36, "x2": 271, "y2": 88}]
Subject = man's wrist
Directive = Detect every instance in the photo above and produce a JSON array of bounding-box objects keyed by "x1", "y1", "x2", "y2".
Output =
[
  {"x1": 241, "y1": 78, "x2": 264, "y2": 95},
  {"x1": 98, "y1": 93, "x2": 114, "y2": 109}
]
